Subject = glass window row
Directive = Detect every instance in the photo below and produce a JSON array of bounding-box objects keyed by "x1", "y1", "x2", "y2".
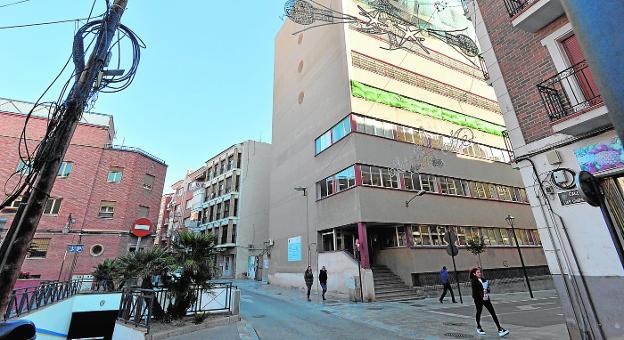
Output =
[
  {"x1": 410, "y1": 225, "x2": 541, "y2": 247},
  {"x1": 315, "y1": 116, "x2": 352, "y2": 154},
  {"x1": 360, "y1": 164, "x2": 529, "y2": 203},
  {"x1": 206, "y1": 152, "x2": 243, "y2": 181},
  {"x1": 313, "y1": 114, "x2": 512, "y2": 163},
  {"x1": 316, "y1": 166, "x2": 357, "y2": 199}
]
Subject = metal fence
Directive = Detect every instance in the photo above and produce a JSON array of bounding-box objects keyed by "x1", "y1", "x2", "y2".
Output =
[
  {"x1": 117, "y1": 282, "x2": 234, "y2": 332},
  {"x1": 4, "y1": 280, "x2": 98, "y2": 320},
  {"x1": 502, "y1": 0, "x2": 531, "y2": 17},
  {"x1": 538, "y1": 60, "x2": 603, "y2": 121}
]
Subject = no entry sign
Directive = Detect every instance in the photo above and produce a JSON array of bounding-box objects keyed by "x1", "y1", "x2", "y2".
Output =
[{"x1": 131, "y1": 218, "x2": 152, "y2": 237}]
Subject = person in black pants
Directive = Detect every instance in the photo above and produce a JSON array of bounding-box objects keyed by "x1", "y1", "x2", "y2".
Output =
[
  {"x1": 304, "y1": 266, "x2": 314, "y2": 301},
  {"x1": 439, "y1": 266, "x2": 456, "y2": 303},
  {"x1": 470, "y1": 267, "x2": 509, "y2": 337},
  {"x1": 319, "y1": 266, "x2": 328, "y2": 300}
]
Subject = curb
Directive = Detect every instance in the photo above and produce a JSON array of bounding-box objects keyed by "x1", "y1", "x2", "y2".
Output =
[{"x1": 147, "y1": 314, "x2": 241, "y2": 340}]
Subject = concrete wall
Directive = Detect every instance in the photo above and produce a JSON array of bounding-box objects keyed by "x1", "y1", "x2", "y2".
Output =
[
  {"x1": 236, "y1": 141, "x2": 272, "y2": 278},
  {"x1": 269, "y1": 0, "x2": 353, "y2": 279},
  {"x1": 112, "y1": 323, "x2": 146, "y2": 340},
  {"x1": 318, "y1": 251, "x2": 375, "y2": 301}
]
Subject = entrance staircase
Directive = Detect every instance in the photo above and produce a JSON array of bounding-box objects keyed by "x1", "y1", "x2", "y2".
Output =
[{"x1": 372, "y1": 265, "x2": 423, "y2": 302}]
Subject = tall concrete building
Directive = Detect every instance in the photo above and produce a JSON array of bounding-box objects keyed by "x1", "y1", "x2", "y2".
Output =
[
  {"x1": 469, "y1": 0, "x2": 624, "y2": 338},
  {"x1": 269, "y1": 0, "x2": 547, "y2": 301},
  {"x1": 163, "y1": 141, "x2": 272, "y2": 279},
  {"x1": 0, "y1": 98, "x2": 167, "y2": 281}
]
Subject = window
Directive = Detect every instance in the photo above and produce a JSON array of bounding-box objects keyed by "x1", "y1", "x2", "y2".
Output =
[
  {"x1": 430, "y1": 226, "x2": 443, "y2": 246},
  {"x1": 221, "y1": 226, "x2": 228, "y2": 244},
  {"x1": 218, "y1": 181, "x2": 224, "y2": 196},
  {"x1": 315, "y1": 131, "x2": 332, "y2": 154},
  {"x1": 500, "y1": 228, "x2": 512, "y2": 246},
  {"x1": 99, "y1": 201, "x2": 116, "y2": 218},
  {"x1": 208, "y1": 205, "x2": 214, "y2": 222},
  {"x1": 143, "y1": 174, "x2": 156, "y2": 190},
  {"x1": 470, "y1": 182, "x2": 487, "y2": 199},
  {"x1": 231, "y1": 224, "x2": 236, "y2": 243},
  {"x1": 207, "y1": 167, "x2": 213, "y2": 180},
  {"x1": 43, "y1": 198, "x2": 62, "y2": 215},
  {"x1": 90, "y1": 244, "x2": 104, "y2": 257},
  {"x1": 322, "y1": 232, "x2": 335, "y2": 251},
  {"x1": 456, "y1": 227, "x2": 467, "y2": 246},
  {"x1": 215, "y1": 203, "x2": 222, "y2": 220},
  {"x1": 220, "y1": 160, "x2": 226, "y2": 175},
  {"x1": 225, "y1": 177, "x2": 232, "y2": 193},
  {"x1": 381, "y1": 168, "x2": 398, "y2": 189},
  {"x1": 27, "y1": 238, "x2": 50, "y2": 258},
  {"x1": 420, "y1": 174, "x2": 437, "y2": 193},
  {"x1": 223, "y1": 200, "x2": 230, "y2": 217},
  {"x1": 335, "y1": 166, "x2": 356, "y2": 192},
  {"x1": 370, "y1": 166, "x2": 382, "y2": 187},
  {"x1": 497, "y1": 186, "x2": 514, "y2": 201},
  {"x1": 237, "y1": 152, "x2": 242, "y2": 168},
  {"x1": 57, "y1": 161, "x2": 73, "y2": 177},
  {"x1": 360, "y1": 165, "x2": 372, "y2": 185},
  {"x1": 332, "y1": 116, "x2": 352, "y2": 143},
  {"x1": 439, "y1": 177, "x2": 458, "y2": 195},
  {"x1": 515, "y1": 229, "x2": 529, "y2": 245},
  {"x1": 326, "y1": 176, "x2": 335, "y2": 196},
  {"x1": 233, "y1": 199, "x2": 238, "y2": 217},
  {"x1": 0, "y1": 217, "x2": 7, "y2": 232},
  {"x1": 107, "y1": 168, "x2": 123, "y2": 183},
  {"x1": 419, "y1": 226, "x2": 432, "y2": 245},
  {"x1": 235, "y1": 175, "x2": 240, "y2": 191},
  {"x1": 227, "y1": 155, "x2": 234, "y2": 171},
  {"x1": 317, "y1": 180, "x2": 328, "y2": 199},
  {"x1": 397, "y1": 226, "x2": 406, "y2": 247},
  {"x1": 138, "y1": 206, "x2": 149, "y2": 218}
]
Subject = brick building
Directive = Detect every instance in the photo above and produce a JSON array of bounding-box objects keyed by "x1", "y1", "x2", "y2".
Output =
[
  {"x1": 468, "y1": 1, "x2": 623, "y2": 338},
  {"x1": 154, "y1": 193, "x2": 173, "y2": 247},
  {"x1": 0, "y1": 98, "x2": 167, "y2": 281}
]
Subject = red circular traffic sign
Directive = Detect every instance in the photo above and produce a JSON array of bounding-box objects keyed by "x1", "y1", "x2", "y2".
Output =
[{"x1": 131, "y1": 218, "x2": 152, "y2": 237}]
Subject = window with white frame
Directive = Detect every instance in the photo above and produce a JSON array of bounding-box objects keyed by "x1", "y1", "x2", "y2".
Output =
[
  {"x1": 57, "y1": 161, "x2": 74, "y2": 177},
  {"x1": 99, "y1": 201, "x2": 116, "y2": 218},
  {"x1": 43, "y1": 198, "x2": 62, "y2": 215}
]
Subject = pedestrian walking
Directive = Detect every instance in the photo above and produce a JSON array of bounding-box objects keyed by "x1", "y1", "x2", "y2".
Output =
[
  {"x1": 304, "y1": 266, "x2": 314, "y2": 301},
  {"x1": 439, "y1": 266, "x2": 456, "y2": 303},
  {"x1": 319, "y1": 266, "x2": 328, "y2": 300},
  {"x1": 470, "y1": 267, "x2": 509, "y2": 337}
]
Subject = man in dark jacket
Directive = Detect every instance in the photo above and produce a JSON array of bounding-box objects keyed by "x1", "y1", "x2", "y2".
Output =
[
  {"x1": 319, "y1": 266, "x2": 328, "y2": 300},
  {"x1": 439, "y1": 266, "x2": 456, "y2": 303},
  {"x1": 304, "y1": 266, "x2": 314, "y2": 301}
]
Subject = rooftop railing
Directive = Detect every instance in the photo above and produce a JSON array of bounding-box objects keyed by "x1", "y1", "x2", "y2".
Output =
[{"x1": 537, "y1": 60, "x2": 603, "y2": 121}]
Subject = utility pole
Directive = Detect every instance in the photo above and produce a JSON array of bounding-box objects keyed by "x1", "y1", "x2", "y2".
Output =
[
  {"x1": 0, "y1": 0, "x2": 129, "y2": 316},
  {"x1": 559, "y1": 1, "x2": 624, "y2": 142}
]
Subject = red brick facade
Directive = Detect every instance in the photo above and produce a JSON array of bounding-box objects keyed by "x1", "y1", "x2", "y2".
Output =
[
  {"x1": 0, "y1": 109, "x2": 167, "y2": 281},
  {"x1": 477, "y1": 0, "x2": 570, "y2": 143}
]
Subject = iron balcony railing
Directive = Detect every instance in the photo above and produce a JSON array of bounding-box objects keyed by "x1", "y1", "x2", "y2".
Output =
[
  {"x1": 503, "y1": 0, "x2": 530, "y2": 17},
  {"x1": 537, "y1": 60, "x2": 603, "y2": 121},
  {"x1": 4, "y1": 280, "x2": 99, "y2": 320},
  {"x1": 117, "y1": 282, "x2": 234, "y2": 332}
]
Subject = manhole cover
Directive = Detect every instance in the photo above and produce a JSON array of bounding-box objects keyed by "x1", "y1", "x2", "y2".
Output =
[
  {"x1": 252, "y1": 314, "x2": 266, "y2": 318},
  {"x1": 367, "y1": 307, "x2": 384, "y2": 310},
  {"x1": 443, "y1": 322, "x2": 467, "y2": 327},
  {"x1": 321, "y1": 310, "x2": 332, "y2": 314},
  {"x1": 444, "y1": 333, "x2": 474, "y2": 339}
]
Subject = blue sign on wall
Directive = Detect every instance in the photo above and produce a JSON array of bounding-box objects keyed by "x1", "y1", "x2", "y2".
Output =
[
  {"x1": 67, "y1": 244, "x2": 84, "y2": 253},
  {"x1": 287, "y1": 236, "x2": 301, "y2": 262}
]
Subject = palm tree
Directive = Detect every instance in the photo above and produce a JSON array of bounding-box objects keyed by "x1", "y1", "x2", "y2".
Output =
[
  {"x1": 93, "y1": 259, "x2": 120, "y2": 291},
  {"x1": 166, "y1": 231, "x2": 217, "y2": 318},
  {"x1": 116, "y1": 246, "x2": 175, "y2": 289}
]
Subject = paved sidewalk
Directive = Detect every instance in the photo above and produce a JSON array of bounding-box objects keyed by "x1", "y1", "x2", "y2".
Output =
[{"x1": 167, "y1": 280, "x2": 569, "y2": 339}]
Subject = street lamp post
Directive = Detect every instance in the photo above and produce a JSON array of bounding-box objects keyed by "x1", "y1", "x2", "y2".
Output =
[{"x1": 505, "y1": 214, "x2": 534, "y2": 298}]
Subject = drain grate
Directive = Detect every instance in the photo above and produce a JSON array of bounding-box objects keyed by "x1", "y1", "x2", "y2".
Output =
[
  {"x1": 367, "y1": 307, "x2": 384, "y2": 310},
  {"x1": 252, "y1": 314, "x2": 266, "y2": 318},
  {"x1": 444, "y1": 333, "x2": 474, "y2": 339},
  {"x1": 443, "y1": 322, "x2": 468, "y2": 327}
]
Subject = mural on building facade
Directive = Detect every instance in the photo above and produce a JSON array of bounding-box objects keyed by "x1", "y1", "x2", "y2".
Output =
[{"x1": 575, "y1": 138, "x2": 624, "y2": 174}]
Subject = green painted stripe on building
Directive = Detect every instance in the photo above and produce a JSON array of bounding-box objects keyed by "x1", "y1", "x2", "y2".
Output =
[{"x1": 350, "y1": 80, "x2": 506, "y2": 137}]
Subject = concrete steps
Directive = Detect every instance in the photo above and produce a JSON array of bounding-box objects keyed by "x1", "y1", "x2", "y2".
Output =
[{"x1": 371, "y1": 265, "x2": 424, "y2": 302}]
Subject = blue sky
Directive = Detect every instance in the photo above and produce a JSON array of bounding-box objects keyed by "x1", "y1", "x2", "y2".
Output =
[{"x1": 0, "y1": 0, "x2": 285, "y2": 191}]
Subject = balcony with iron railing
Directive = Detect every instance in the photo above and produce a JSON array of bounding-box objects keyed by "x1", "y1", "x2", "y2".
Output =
[
  {"x1": 504, "y1": 0, "x2": 565, "y2": 33},
  {"x1": 538, "y1": 60, "x2": 608, "y2": 135}
]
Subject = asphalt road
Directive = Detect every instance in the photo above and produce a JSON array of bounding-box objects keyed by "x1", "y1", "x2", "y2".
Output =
[{"x1": 239, "y1": 286, "x2": 411, "y2": 340}]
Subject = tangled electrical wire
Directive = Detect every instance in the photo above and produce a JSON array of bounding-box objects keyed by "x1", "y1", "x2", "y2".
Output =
[{"x1": 0, "y1": 2, "x2": 144, "y2": 211}]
